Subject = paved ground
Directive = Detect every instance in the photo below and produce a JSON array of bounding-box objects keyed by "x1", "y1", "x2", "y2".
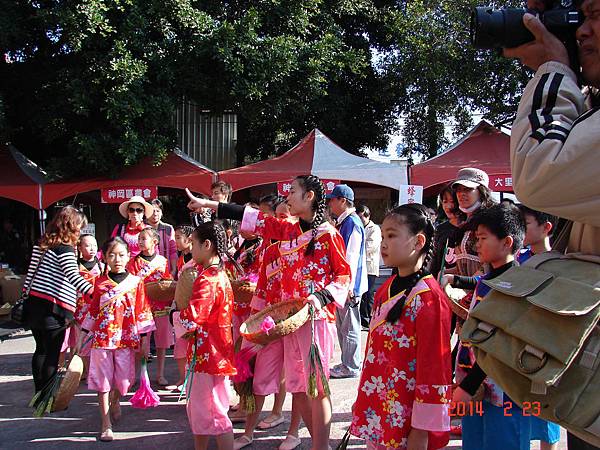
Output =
[{"x1": 0, "y1": 328, "x2": 568, "y2": 449}]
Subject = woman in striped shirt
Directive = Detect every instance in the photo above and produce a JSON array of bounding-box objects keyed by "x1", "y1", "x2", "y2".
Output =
[{"x1": 23, "y1": 206, "x2": 93, "y2": 393}]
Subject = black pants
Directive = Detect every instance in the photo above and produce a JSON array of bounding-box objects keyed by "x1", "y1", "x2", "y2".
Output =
[
  {"x1": 360, "y1": 274, "x2": 378, "y2": 327},
  {"x1": 31, "y1": 327, "x2": 66, "y2": 392},
  {"x1": 568, "y1": 433, "x2": 600, "y2": 450}
]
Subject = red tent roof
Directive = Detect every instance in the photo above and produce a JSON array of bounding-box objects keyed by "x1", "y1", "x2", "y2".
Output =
[
  {"x1": 219, "y1": 131, "x2": 316, "y2": 191},
  {"x1": 410, "y1": 120, "x2": 512, "y2": 192},
  {"x1": 0, "y1": 144, "x2": 47, "y2": 209},
  {"x1": 219, "y1": 129, "x2": 407, "y2": 191},
  {"x1": 43, "y1": 151, "x2": 215, "y2": 207}
]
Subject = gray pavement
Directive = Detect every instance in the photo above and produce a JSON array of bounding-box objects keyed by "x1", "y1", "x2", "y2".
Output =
[{"x1": 0, "y1": 329, "x2": 567, "y2": 449}]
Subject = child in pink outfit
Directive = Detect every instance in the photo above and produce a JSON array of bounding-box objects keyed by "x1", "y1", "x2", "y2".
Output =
[{"x1": 81, "y1": 237, "x2": 155, "y2": 442}]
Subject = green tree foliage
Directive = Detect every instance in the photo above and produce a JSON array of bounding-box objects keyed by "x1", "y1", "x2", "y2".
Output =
[
  {"x1": 0, "y1": 0, "x2": 529, "y2": 176},
  {"x1": 378, "y1": 0, "x2": 530, "y2": 160}
]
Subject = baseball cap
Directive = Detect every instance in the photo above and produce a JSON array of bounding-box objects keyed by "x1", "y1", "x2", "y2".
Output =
[
  {"x1": 452, "y1": 168, "x2": 489, "y2": 189},
  {"x1": 326, "y1": 184, "x2": 354, "y2": 202}
]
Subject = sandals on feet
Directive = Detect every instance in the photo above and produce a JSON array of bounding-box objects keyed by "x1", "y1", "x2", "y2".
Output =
[
  {"x1": 257, "y1": 414, "x2": 285, "y2": 429},
  {"x1": 156, "y1": 376, "x2": 169, "y2": 386},
  {"x1": 233, "y1": 435, "x2": 253, "y2": 450},
  {"x1": 278, "y1": 434, "x2": 301, "y2": 450}
]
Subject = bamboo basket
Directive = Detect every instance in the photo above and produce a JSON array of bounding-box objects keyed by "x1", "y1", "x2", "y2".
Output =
[
  {"x1": 52, "y1": 354, "x2": 84, "y2": 412},
  {"x1": 231, "y1": 280, "x2": 256, "y2": 305},
  {"x1": 146, "y1": 280, "x2": 177, "y2": 302},
  {"x1": 240, "y1": 299, "x2": 310, "y2": 346},
  {"x1": 175, "y1": 266, "x2": 199, "y2": 310}
]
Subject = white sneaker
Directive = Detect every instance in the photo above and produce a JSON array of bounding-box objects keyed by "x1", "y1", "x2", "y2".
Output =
[{"x1": 279, "y1": 434, "x2": 301, "y2": 450}]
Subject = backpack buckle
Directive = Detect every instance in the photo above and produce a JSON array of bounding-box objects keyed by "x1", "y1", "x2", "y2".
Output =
[
  {"x1": 518, "y1": 345, "x2": 548, "y2": 374},
  {"x1": 468, "y1": 321, "x2": 496, "y2": 343}
]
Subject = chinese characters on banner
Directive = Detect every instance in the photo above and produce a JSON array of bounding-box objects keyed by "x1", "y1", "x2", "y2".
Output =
[
  {"x1": 490, "y1": 174, "x2": 513, "y2": 192},
  {"x1": 100, "y1": 186, "x2": 158, "y2": 203},
  {"x1": 277, "y1": 179, "x2": 340, "y2": 196},
  {"x1": 399, "y1": 185, "x2": 423, "y2": 205}
]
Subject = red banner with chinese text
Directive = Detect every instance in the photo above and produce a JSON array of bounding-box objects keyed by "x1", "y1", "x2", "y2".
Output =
[{"x1": 100, "y1": 186, "x2": 158, "y2": 203}]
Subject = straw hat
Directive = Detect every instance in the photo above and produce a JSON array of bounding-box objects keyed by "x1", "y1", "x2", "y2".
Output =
[
  {"x1": 118, "y1": 196, "x2": 154, "y2": 219},
  {"x1": 52, "y1": 354, "x2": 84, "y2": 412}
]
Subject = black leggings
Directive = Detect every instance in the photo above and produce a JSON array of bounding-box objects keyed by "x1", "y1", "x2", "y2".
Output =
[{"x1": 31, "y1": 327, "x2": 66, "y2": 392}]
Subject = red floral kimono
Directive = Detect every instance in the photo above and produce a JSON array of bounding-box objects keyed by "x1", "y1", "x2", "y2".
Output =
[
  {"x1": 126, "y1": 254, "x2": 172, "y2": 316},
  {"x1": 83, "y1": 274, "x2": 155, "y2": 350},
  {"x1": 74, "y1": 261, "x2": 103, "y2": 325},
  {"x1": 229, "y1": 238, "x2": 262, "y2": 318},
  {"x1": 350, "y1": 275, "x2": 452, "y2": 450},
  {"x1": 250, "y1": 241, "x2": 283, "y2": 312},
  {"x1": 241, "y1": 207, "x2": 351, "y2": 321},
  {"x1": 176, "y1": 266, "x2": 236, "y2": 376}
]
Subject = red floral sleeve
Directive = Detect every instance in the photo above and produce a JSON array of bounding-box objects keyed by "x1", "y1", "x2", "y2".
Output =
[
  {"x1": 134, "y1": 280, "x2": 155, "y2": 334},
  {"x1": 322, "y1": 231, "x2": 352, "y2": 309},
  {"x1": 411, "y1": 282, "x2": 452, "y2": 432},
  {"x1": 240, "y1": 206, "x2": 300, "y2": 241}
]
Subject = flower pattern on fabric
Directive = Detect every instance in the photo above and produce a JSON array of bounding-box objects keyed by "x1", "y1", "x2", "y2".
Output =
[
  {"x1": 178, "y1": 266, "x2": 236, "y2": 376},
  {"x1": 85, "y1": 274, "x2": 155, "y2": 350},
  {"x1": 350, "y1": 276, "x2": 452, "y2": 449},
  {"x1": 126, "y1": 254, "x2": 172, "y2": 315},
  {"x1": 74, "y1": 262, "x2": 103, "y2": 325}
]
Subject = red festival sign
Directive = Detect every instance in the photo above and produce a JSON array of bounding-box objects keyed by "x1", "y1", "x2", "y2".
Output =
[
  {"x1": 100, "y1": 186, "x2": 158, "y2": 203},
  {"x1": 490, "y1": 174, "x2": 513, "y2": 192},
  {"x1": 277, "y1": 179, "x2": 340, "y2": 196}
]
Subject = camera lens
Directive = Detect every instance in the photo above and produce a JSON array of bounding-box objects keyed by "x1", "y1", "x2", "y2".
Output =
[{"x1": 471, "y1": 7, "x2": 534, "y2": 49}]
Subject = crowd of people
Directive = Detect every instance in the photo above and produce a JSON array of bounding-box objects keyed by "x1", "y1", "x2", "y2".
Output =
[{"x1": 15, "y1": 0, "x2": 600, "y2": 449}]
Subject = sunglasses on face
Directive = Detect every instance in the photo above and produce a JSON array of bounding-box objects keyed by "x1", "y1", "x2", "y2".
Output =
[{"x1": 129, "y1": 207, "x2": 144, "y2": 214}]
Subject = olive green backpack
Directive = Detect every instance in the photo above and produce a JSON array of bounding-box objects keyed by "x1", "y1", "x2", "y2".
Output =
[{"x1": 462, "y1": 251, "x2": 600, "y2": 447}]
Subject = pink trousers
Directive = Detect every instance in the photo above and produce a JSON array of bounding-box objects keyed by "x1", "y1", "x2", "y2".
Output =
[
  {"x1": 252, "y1": 339, "x2": 284, "y2": 396},
  {"x1": 186, "y1": 373, "x2": 232, "y2": 435},
  {"x1": 88, "y1": 348, "x2": 135, "y2": 395},
  {"x1": 153, "y1": 315, "x2": 174, "y2": 349},
  {"x1": 283, "y1": 319, "x2": 335, "y2": 394}
]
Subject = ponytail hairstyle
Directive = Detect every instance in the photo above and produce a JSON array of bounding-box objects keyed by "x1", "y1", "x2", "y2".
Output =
[
  {"x1": 384, "y1": 203, "x2": 435, "y2": 324},
  {"x1": 194, "y1": 221, "x2": 243, "y2": 273},
  {"x1": 294, "y1": 175, "x2": 327, "y2": 256},
  {"x1": 101, "y1": 236, "x2": 129, "y2": 275}
]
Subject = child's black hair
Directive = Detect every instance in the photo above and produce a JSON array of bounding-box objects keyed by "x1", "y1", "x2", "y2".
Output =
[
  {"x1": 471, "y1": 203, "x2": 526, "y2": 252},
  {"x1": 259, "y1": 194, "x2": 279, "y2": 213},
  {"x1": 101, "y1": 236, "x2": 129, "y2": 274},
  {"x1": 384, "y1": 203, "x2": 435, "y2": 324},
  {"x1": 140, "y1": 226, "x2": 160, "y2": 244},
  {"x1": 518, "y1": 205, "x2": 557, "y2": 235},
  {"x1": 194, "y1": 221, "x2": 243, "y2": 273},
  {"x1": 273, "y1": 196, "x2": 287, "y2": 210},
  {"x1": 294, "y1": 175, "x2": 327, "y2": 256},
  {"x1": 175, "y1": 224, "x2": 195, "y2": 238}
]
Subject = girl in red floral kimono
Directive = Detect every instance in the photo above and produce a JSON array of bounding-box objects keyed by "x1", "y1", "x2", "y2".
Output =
[
  {"x1": 186, "y1": 176, "x2": 352, "y2": 450},
  {"x1": 173, "y1": 221, "x2": 236, "y2": 450},
  {"x1": 349, "y1": 204, "x2": 453, "y2": 450},
  {"x1": 126, "y1": 227, "x2": 173, "y2": 386},
  {"x1": 82, "y1": 237, "x2": 155, "y2": 442}
]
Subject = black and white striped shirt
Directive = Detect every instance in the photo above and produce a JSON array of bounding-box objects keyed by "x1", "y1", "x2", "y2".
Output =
[{"x1": 24, "y1": 244, "x2": 93, "y2": 312}]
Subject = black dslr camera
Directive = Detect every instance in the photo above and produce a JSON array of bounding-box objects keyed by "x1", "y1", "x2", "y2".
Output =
[{"x1": 470, "y1": 0, "x2": 582, "y2": 49}]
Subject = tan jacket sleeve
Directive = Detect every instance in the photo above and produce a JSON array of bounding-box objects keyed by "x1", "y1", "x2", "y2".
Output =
[{"x1": 510, "y1": 61, "x2": 600, "y2": 228}]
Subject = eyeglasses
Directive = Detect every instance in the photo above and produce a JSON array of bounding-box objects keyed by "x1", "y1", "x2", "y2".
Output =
[{"x1": 129, "y1": 208, "x2": 144, "y2": 214}]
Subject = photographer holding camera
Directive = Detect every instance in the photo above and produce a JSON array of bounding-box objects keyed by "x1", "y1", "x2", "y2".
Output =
[{"x1": 503, "y1": 1, "x2": 600, "y2": 449}]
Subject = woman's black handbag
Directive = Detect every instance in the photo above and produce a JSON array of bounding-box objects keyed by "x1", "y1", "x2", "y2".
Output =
[{"x1": 11, "y1": 251, "x2": 46, "y2": 325}]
